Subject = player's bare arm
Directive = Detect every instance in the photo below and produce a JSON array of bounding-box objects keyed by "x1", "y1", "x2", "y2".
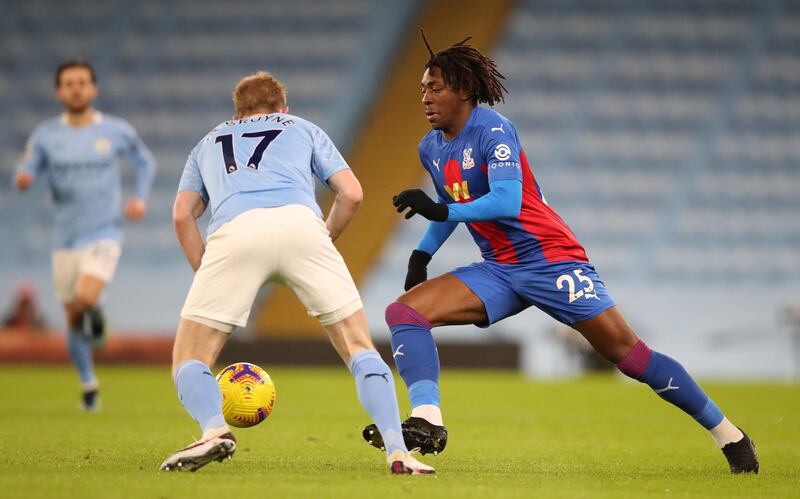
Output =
[
  {"x1": 325, "y1": 168, "x2": 363, "y2": 241},
  {"x1": 173, "y1": 190, "x2": 207, "y2": 271}
]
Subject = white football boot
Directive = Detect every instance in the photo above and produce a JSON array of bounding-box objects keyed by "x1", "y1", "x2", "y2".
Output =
[
  {"x1": 387, "y1": 449, "x2": 436, "y2": 475},
  {"x1": 159, "y1": 429, "x2": 237, "y2": 472}
]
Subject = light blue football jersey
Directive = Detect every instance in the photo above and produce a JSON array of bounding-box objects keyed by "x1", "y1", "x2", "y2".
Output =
[
  {"x1": 15, "y1": 112, "x2": 157, "y2": 249},
  {"x1": 179, "y1": 113, "x2": 349, "y2": 236}
]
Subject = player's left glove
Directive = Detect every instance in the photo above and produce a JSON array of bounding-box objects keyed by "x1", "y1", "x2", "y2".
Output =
[
  {"x1": 392, "y1": 189, "x2": 448, "y2": 222},
  {"x1": 405, "y1": 249, "x2": 432, "y2": 291}
]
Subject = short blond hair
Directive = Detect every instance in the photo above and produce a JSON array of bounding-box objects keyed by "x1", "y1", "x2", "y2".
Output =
[{"x1": 232, "y1": 71, "x2": 287, "y2": 116}]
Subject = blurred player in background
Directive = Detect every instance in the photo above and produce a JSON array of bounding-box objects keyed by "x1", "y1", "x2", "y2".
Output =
[
  {"x1": 364, "y1": 34, "x2": 759, "y2": 474},
  {"x1": 160, "y1": 71, "x2": 433, "y2": 475},
  {"x1": 13, "y1": 60, "x2": 156, "y2": 411}
]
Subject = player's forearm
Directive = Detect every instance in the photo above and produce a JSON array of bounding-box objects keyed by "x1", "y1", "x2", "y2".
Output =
[
  {"x1": 417, "y1": 220, "x2": 458, "y2": 256},
  {"x1": 447, "y1": 179, "x2": 522, "y2": 222},
  {"x1": 326, "y1": 194, "x2": 361, "y2": 241},
  {"x1": 132, "y1": 151, "x2": 157, "y2": 199},
  {"x1": 174, "y1": 218, "x2": 205, "y2": 271}
]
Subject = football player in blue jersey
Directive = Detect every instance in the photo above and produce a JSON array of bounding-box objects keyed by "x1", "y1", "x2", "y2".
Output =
[
  {"x1": 14, "y1": 60, "x2": 157, "y2": 411},
  {"x1": 159, "y1": 71, "x2": 433, "y2": 475},
  {"x1": 363, "y1": 34, "x2": 758, "y2": 474}
]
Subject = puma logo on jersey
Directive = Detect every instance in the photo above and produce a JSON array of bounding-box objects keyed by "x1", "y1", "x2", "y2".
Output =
[
  {"x1": 654, "y1": 377, "x2": 680, "y2": 394},
  {"x1": 432, "y1": 159, "x2": 440, "y2": 171},
  {"x1": 491, "y1": 123, "x2": 505, "y2": 133}
]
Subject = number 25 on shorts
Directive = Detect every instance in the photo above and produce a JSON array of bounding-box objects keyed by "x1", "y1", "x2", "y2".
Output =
[{"x1": 556, "y1": 269, "x2": 598, "y2": 304}]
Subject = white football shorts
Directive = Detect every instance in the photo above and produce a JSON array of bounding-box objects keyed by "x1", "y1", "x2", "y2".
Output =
[
  {"x1": 51, "y1": 239, "x2": 122, "y2": 303},
  {"x1": 181, "y1": 204, "x2": 363, "y2": 332}
]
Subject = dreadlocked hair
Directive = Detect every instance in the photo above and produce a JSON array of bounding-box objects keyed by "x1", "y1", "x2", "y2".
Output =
[{"x1": 421, "y1": 29, "x2": 508, "y2": 106}]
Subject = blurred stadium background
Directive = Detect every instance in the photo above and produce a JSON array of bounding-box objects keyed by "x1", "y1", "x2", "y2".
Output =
[{"x1": 1, "y1": 0, "x2": 799, "y2": 379}]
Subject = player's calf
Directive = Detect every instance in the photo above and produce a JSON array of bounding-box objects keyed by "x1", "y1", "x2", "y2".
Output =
[
  {"x1": 83, "y1": 307, "x2": 108, "y2": 348},
  {"x1": 386, "y1": 302, "x2": 443, "y2": 424},
  {"x1": 174, "y1": 359, "x2": 228, "y2": 434},
  {"x1": 617, "y1": 340, "x2": 758, "y2": 473},
  {"x1": 65, "y1": 323, "x2": 99, "y2": 409},
  {"x1": 347, "y1": 349, "x2": 408, "y2": 455}
]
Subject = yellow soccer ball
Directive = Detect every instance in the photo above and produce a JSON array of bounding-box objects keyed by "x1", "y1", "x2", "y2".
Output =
[{"x1": 216, "y1": 362, "x2": 276, "y2": 428}]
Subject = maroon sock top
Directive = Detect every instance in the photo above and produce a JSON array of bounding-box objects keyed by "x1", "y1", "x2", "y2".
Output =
[
  {"x1": 616, "y1": 340, "x2": 653, "y2": 379},
  {"x1": 385, "y1": 302, "x2": 432, "y2": 329}
]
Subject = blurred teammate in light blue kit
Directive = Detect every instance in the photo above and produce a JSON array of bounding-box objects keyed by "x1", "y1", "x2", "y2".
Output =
[{"x1": 13, "y1": 60, "x2": 157, "y2": 411}]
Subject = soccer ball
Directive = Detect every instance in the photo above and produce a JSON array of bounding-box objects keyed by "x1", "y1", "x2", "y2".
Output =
[{"x1": 216, "y1": 362, "x2": 276, "y2": 428}]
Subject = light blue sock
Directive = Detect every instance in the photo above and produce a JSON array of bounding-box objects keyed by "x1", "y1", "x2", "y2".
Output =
[
  {"x1": 174, "y1": 360, "x2": 227, "y2": 432},
  {"x1": 66, "y1": 326, "x2": 96, "y2": 386},
  {"x1": 348, "y1": 349, "x2": 407, "y2": 454}
]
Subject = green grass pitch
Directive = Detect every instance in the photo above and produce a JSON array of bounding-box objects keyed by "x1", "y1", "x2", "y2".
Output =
[{"x1": 0, "y1": 365, "x2": 797, "y2": 498}]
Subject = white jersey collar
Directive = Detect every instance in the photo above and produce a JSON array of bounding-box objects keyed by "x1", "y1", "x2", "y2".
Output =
[{"x1": 60, "y1": 111, "x2": 103, "y2": 126}]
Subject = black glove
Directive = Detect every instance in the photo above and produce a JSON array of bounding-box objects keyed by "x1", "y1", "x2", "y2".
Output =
[
  {"x1": 405, "y1": 250, "x2": 432, "y2": 291},
  {"x1": 393, "y1": 189, "x2": 449, "y2": 222}
]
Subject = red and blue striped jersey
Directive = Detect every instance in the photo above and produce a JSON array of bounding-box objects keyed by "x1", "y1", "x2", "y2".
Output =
[{"x1": 418, "y1": 107, "x2": 588, "y2": 265}]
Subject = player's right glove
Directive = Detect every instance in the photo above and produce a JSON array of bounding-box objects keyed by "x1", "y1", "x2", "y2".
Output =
[
  {"x1": 405, "y1": 249, "x2": 432, "y2": 291},
  {"x1": 393, "y1": 189, "x2": 449, "y2": 222}
]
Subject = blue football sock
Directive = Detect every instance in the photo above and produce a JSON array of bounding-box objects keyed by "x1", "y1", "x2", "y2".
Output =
[
  {"x1": 174, "y1": 360, "x2": 227, "y2": 433},
  {"x1": 66, "y1": 326, "x2": 96, "y2": 386},
  {"x1": 385, "y1": 302, "x2": 440, "y2": 409},
  {"x1": 617, "y1": 340, "x2": 724, "y2": 429},
  {"x1": 347, "y1": 350, "x2": 408, "y2": 454},
  {"x1": 348, "y1": 349, "x2": 407, "y2": 454}
]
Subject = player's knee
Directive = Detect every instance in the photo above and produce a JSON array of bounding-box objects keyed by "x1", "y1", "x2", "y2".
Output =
[
  {"x1": 395, "y1": 292, "x2": 429, "y2": 316},
  {"x1": 605, "y1": 330, "x2": 640, "y2": 363},
  {"x1": 74, "y1": 288, "x2": 100, "y2": 310},
  {"x1": 595, "y1": 340, "x2": 637, "y2": 364},
  {"x1": 385, "y1": 301, "x2": 431, "y2": 329}
]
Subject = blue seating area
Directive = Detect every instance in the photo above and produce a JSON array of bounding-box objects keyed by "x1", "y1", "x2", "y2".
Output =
[{"x1": 492, "y1": 0, "x2": 800, "y2": 284}]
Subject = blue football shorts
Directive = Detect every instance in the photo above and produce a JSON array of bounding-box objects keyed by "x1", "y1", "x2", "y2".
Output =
[{"x1": 450, "y1": 260, "x2": 616, "y2": 327}]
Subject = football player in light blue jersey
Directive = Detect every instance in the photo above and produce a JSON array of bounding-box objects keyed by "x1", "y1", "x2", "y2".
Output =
[
  {"x1": 160, "y1": 71, "x2": 433, "y2": 475},
  {"x1": 13, "y1": 60, "x2": 156, "y2": 411}
]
